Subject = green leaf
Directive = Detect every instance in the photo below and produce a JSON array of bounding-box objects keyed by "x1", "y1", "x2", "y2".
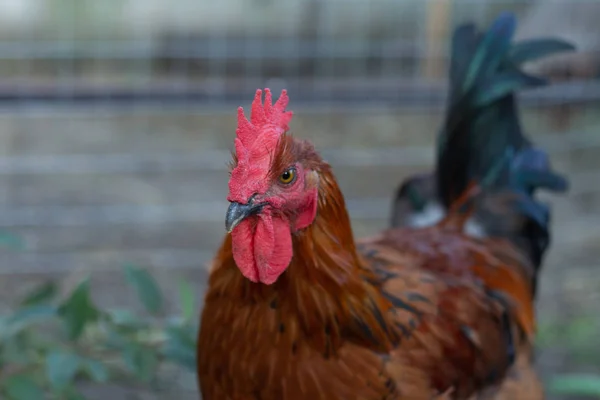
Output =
[
  {"x1": 2, "y1": 305, "x2": 57, "y2": 339},
  {"x1": 5, "y1": 305, "x2": 57, "y2": 328},
  {"x1": 64, "y1": 387, "x2": 86, "y2": 400},
  {"x1": 0, "y1": 336, "x2": 31, "y2": 364},
  {"x1": 178, "y1": 279, "x2": 195, "y2": 322},
  {"x1": 83, "y1": 358, "x2": 109, "y2": 383},
  {"x1": 104, "y1": 327, "x2": 130, "y2": 351},
  {"x1": 0, "y1": 231, "x2": 24, "y2": 251},
  {"x1": 46, "y1": 350, "x2": 81, "y2": 390},
  {"x1": 107, "y1": 308, "x2": 148, "y2": 331},
  {"x1": 124, "y1": 265, "x2": 163, "y2": 314},
  {"x1": 162, "y1": 325, "x2": 197, "y2": 371},
  {"x1": 123, "y1": 343, "x2": 159, "y2": 382},
  {"x1": 20, "y1": 281, "x2": 58, "y2": 306},
  {"x1": 2, "y1": 374, "x2": 44, "y2": 400},
  {"x1": 548, "y1": 374, "x2": 600, "y2": 396},
  {"x1": 58, "y1": 278, "x2": 100, "y2": 340}
]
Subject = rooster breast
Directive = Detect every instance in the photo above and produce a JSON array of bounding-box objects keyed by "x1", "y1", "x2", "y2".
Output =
[{"x1": 198, "y1": 289, "x2": 403, "y2": 399}]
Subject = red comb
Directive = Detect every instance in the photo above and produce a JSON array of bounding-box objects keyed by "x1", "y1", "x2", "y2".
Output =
[
  {"x1": 228, "y1": 89, "x2": 294, "y2": 203},
  {"x1": 236, "y1": 88, "x2": 293, "y2": 148}
]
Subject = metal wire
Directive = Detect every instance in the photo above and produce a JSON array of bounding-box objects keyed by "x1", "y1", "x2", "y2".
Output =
[{"x1": 4, "y1": 0, "x2": 596, "y2": 107}]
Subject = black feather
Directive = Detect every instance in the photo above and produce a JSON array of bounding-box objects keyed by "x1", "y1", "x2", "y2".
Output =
[
  {"x1": 509, "y1": 39, "x2": 575, "y2": 65},
  {"x1": 434, "y1": 12, "x2": 572, "y2": 289},
  {"x1": 391, "y1": 12, "x2": 573, "y2": 295},
  {"x1": 436, "y1": 12, "x2": 572, "y2": 208}
]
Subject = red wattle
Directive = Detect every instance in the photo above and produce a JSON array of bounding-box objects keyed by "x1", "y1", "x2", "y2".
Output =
[{"x1": 231, "y1": 211, "x2": 293, "y2": 285}]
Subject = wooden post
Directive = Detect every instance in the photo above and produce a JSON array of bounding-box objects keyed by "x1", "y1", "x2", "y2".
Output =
[{"x1": 422, "y1": 0, "x2": 451, "y2": 79}]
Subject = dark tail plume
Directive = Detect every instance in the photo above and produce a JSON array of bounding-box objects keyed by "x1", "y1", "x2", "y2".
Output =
[{"x1": 434, "y1": 12, "x2": 573, "y2": 284}]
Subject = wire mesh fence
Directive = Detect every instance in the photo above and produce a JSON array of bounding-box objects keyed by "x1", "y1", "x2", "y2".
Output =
[
  {"x1": 0, "y1": 0, "x2": 596, "y2": 107},
  {"x1": 0, "y1": 2, "x2": 598, "y2": 397}
]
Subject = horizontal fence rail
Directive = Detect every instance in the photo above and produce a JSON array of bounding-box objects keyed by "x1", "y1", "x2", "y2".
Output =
[{"x1": 0, "y1": 80, "x2": 594, "y2": 109}]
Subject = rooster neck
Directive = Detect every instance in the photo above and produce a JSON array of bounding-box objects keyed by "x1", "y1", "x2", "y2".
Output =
[
  {"x1": 284, "y1": 166, "x2": 368, "y2": 316},
  {"x1": 268, "y1": 165, "x2": 393, "y2": 351}
]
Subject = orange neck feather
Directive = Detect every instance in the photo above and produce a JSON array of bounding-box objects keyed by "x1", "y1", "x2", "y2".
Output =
[{"x1": 209, "y1": 162, "x2": 395, "y2": 352}]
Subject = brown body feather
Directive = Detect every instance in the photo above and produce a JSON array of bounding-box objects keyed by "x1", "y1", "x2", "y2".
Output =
[{"x1": 198, "y1": 137, "x2": 542, "y2": 399}]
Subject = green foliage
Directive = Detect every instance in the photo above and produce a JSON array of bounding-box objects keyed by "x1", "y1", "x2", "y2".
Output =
[
  {"x1": 538, "y1": 314, "x2": 600, "y2": 366},
  {"x1": 162, "y1": 325, "x2": 197, "y2": 371},
  {"x1": 124, "y1": 264, "x2": 164, "y2": 315},
  {"x1": 538, "y1": 314, "x2": 600, "y2": 398},
  {"x1": 0, "y1": 231, "x2": 25, "y2": 251},
  {"x1": 21, "y1": 282, "x2": 58, "y2": 307},
  {"x1": 179, "y1": 280, "x2": 196, "y2": 323},
  {"x1": 3, "y1": 374, "x2": 44, "y2": 400},
  {"x1": 46, "y1": 351, "x2": 82, "y2": 390},
  {"x1": 548, "y1": 374, "x2": 600, "y2": 398},
  {"x1": 0, "y1": 264, "x2": 198, "y2": 399},
  {"x1": 58, "y1": 279, "x2": 100, "y2": 340}
]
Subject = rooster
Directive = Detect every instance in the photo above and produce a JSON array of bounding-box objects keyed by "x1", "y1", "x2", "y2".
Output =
[{"x1": 197, "y1": 13, "x2": 572, "y2": 400}]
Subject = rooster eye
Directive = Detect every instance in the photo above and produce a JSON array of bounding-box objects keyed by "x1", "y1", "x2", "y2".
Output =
[{"x1": 278, "y1": 167, "x2": 296, "y2": 184}]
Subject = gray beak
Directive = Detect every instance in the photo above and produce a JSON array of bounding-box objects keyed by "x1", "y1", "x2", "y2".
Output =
[{"x1": 225, "y1": 199, "x2": 265, "y2": 233}]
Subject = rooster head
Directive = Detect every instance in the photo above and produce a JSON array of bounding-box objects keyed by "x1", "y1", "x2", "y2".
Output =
[{"x1": 225, "y1": 88, "x2": 319, "y2": 285}]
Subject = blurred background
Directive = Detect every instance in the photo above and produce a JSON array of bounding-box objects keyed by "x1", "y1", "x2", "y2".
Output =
[{"x1": 0, "y1": 0, "x2": 598, "y2": 399}]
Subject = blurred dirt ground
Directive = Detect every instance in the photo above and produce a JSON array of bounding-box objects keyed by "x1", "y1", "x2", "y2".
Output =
[{"x1": 0, "y1": 102, "x2": 598, "y2": 399}]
